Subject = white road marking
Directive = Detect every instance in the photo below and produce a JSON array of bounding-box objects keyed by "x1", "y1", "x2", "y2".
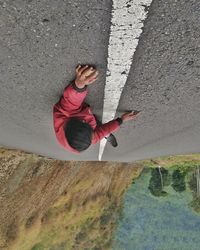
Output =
[{"x1": 98, "y1": 0, "x2": 152, "y2": 161}]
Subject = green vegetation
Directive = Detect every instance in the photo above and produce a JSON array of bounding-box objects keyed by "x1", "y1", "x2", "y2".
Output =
[
  {"x1": 172, "y1": 169, "x2": 186, "y2": 192},
  {"x1": 188, "y1": 167, "x2": 200, "y2": 213},
  {"x1": 138, "y1": 154, "x2": 200, "y2": 169},
  {"x1": 148, "y1": 168, "x2": 170, "y2": 197},
  {"x1": 146, "y1": 164, "x2": 200, "y2": 216},
  {"x1": 113, "y1": 166, "x2": 200, "y2": 250},
  {"x1": 137, "y1": 154, "x2": 200, "y2": 215},
  {"x1": 31, "y1": 243, "x2": 44, "y2": 250}
]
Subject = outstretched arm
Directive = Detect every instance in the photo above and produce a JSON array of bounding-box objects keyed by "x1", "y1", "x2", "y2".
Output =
[
  {"x1": 60, "y1": 81, "x2": 88, "y2": 113},
  {"x1": 91, "y1": 111, "x2": 141, "y2": 144},
  {"x1": 54, "y1": 65, "x2": 99, "y2": 114},
  {"x1": 91, "y1": 118, "x2": 123, "y2": 144}
]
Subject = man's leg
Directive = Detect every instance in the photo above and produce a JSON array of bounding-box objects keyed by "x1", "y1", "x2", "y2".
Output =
[
  {"x1": 93, "y1": 114, "x2": 118, "y2": 147},
  {"x1": 93, "y1": 114, "x2": 103, "y2": 127}
]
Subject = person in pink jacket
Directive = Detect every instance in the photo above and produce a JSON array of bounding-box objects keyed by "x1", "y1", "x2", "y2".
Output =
[{"x1": 53, "y1": 65, "x2": 139, "y2": 154}]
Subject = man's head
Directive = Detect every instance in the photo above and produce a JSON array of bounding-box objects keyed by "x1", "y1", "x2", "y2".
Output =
[{"x1": 64, "y1": 117, "x2": 93, "y2": 152}]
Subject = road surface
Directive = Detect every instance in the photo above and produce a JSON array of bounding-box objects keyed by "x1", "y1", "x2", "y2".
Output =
[{"x1": 0, "y1": 0, "x2": 200, "y2": 162}]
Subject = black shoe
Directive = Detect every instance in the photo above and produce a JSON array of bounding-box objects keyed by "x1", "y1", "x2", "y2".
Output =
[{"x1": 105, "y1": 133, "x2": 118, "y2": 147}]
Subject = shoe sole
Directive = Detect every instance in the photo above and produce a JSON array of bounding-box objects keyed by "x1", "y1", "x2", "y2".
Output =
[{"x1": 105, "y1": 134, "x2": 118, "y2": 147}]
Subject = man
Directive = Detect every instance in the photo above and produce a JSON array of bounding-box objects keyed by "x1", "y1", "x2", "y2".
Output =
[{"x1": 53, "y1": 65, "x2": 140, "y2": 154}]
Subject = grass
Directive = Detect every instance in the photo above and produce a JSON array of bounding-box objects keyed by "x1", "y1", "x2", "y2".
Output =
[
  {"x1": 137, "y1": 153, "x2": 200, "y2": 169},
  {"x1": 13, "y1": 169, "x2": 141, "y2": 250}
]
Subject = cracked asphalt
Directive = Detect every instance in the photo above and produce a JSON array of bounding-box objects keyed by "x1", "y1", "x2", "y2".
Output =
[{"x1": 0, "y1": 0, "x2": 200, "y2": 162}]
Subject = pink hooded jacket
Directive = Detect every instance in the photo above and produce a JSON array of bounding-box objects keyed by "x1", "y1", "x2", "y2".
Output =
[{"x1": 53, "y1": 81, "x2": 122, "y2": 154}]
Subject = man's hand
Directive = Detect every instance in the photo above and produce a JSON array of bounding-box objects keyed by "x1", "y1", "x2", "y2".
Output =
[
  {"x1": 75, "y1": 65, "x2": 99, "y2": 88},
  {"x1": 121, "y1": 111, "x2": 141, "y2": 122}
]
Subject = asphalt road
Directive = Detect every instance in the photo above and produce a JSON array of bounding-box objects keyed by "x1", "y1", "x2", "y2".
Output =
[{"x1": 0, "y1": 0, "x2": 200, "y2": 162}]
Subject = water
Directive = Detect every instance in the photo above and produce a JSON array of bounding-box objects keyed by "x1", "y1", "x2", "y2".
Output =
[{"x1": 112, "y1": 168, "x2": 200, "y2": 250}]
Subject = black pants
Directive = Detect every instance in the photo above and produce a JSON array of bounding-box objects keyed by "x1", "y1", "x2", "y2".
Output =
[{"x1": 93, "y1": 114, "x2": 102, "y2": 126}]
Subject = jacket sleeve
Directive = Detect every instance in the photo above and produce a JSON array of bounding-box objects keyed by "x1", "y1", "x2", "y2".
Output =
[
  {"x1": 58, "y1": 81, "x2": 88, "y2": 113},
  {"x1": 92, "y1": 118, "x2": 123, "y2": 144}
]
